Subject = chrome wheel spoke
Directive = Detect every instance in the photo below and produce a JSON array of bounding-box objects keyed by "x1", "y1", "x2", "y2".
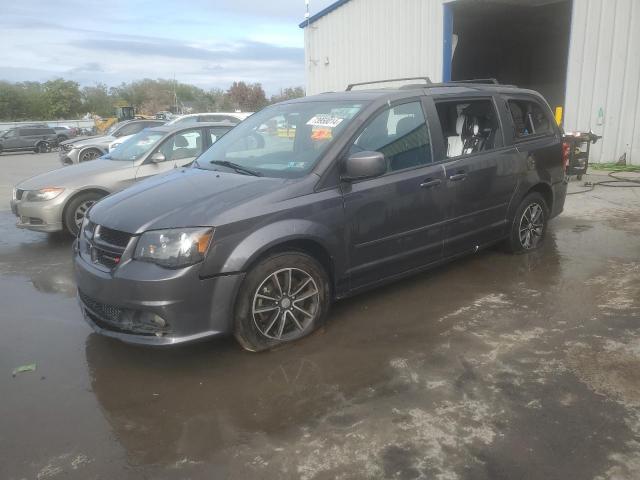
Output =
[
  {"x1": 286, "y1": 268, "x2": 293, "y2": 295},
  {"x1": 276, "y1": 312, "x2": 287, "y2": 338},
  {"x1": 292, "y1": 278, "x2": 312, "y2": 296},
  {"x1": 293, "y1": 289, "x2": 318, "y2": 304},
  {"x1": 256, "y1": 293, "x2": 277, "y2": 302},
  {"x1": 264, "y1": 311, "x2": 280, "y2": 335},
  {"x1": 254, "y1": 305, "x2": 280, "y2": 315},
  {"x1": 288, "y1": 310, "x2": 304, "y2": 330},
  {"x1": 271, "y1": 272, "x2": 283, "y2": 297},
  {"x1": 293, "y1": 304, "x2": 313, "y2": 318}
]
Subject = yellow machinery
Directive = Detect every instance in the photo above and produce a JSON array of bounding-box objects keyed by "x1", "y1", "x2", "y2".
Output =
[{"x1": 93, "y1": 101, "x2": 136, "y2": 134}]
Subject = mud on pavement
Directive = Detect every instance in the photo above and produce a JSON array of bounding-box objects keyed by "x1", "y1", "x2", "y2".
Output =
[{"x1": 1, "y1": 172, "x2": 639, "y2": 480}]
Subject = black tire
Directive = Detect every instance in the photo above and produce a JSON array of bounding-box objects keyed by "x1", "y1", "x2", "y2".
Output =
[
  {"x1": 63, "y1": 191, "x2": 105, "y2": 236},
  {"x1": 57, "y1": 135, "x2": 68, "y2": 142},
  {"x1": 79, "y1": 148, "x2": 102, "y2": 162},
  {"x1": 234, "y1": 252, "x2": 331, "y2": 352},
  {"x1": 505, "y1": 192, "x2": 549, "y2": 254},
  {"x1": 0, "y1": 145, "x2": 3, "y2": 155},
  {"x1": 34, "y1": 142, "x2": 49, "y2": 153},
  {"x1": 576, "y1": 174, "x2": 583, "y2": 181}
]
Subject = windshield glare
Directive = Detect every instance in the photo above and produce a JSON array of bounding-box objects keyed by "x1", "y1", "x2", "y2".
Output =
[
  {"x1": 195, "y1": 101, "x2": 365, "y2": 178},
  {"x1": 108, "y1": 130, "x2": 164, "y2": 161}
]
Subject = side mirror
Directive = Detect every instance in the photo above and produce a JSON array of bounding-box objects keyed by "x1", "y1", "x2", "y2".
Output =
[
  {"x1": 342, "y1": 151, "x2": 386, "y2": 181},
  {"x1": 150, "y1": 152, "x2": 165, "y2": 163}
]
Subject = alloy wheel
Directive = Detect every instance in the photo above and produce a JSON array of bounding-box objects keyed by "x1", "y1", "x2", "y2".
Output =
[
  {"x1": 81, "y1": 150, "x2": 100, "y2": 162},
  {"x1": 252, "y1": 268, "x2": 320, "y2": 341},
  {"x1": 518, "y1": 202, "x2": 544, "y2": 250},
  {"x1": 74, "y1": 200, "x2": 96, "y2": 229}
]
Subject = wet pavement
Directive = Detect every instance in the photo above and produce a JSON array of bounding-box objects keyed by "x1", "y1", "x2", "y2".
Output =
[{"x1": 1, "y1": 156, "x2": 639, "y2": 480}]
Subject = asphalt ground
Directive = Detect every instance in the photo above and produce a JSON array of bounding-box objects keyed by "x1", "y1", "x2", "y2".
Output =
[{"x1": 1, "y1": 151, "x2": 639, "y2": 479}]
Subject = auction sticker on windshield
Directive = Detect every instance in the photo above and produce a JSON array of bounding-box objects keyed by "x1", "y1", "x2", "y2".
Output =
[{"x1": 306, "y1": 115, "x2": 344, "y2": 128}]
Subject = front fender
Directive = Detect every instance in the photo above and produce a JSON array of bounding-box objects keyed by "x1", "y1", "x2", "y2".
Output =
[{"x1": 202, "y1": 219, "x2": 344, "y2": 278}]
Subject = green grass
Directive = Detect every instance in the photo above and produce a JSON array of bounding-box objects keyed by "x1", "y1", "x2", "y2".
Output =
[{"x1": 590, "y1": 162, "x2": 640, "y2": 172}]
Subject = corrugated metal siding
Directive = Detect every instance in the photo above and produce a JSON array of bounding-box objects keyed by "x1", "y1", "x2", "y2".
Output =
[
  {"x1": 306, "y1": 0, "x2": 640, "y2": 164},
  {"x1": 304, "y1": 0, "x2": 444, "y2": 95},
  {"x1": 564, "y1": 0, "x2": 640, "y2": 164}
]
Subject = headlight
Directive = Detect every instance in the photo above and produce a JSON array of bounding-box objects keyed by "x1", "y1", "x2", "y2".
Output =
[
  {"x1": 25, "y1": 187, "x2": 64, "y2": 202},
  {"x1": 133, "y1": 228, "x2": 213, "y2": 268}
]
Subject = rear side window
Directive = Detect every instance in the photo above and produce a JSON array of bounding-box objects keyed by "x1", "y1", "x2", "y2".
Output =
[
  {"x1": 116, "y1": 122, "x2": 145, "y2": 137},
  {"x1": 508, "y1": 99, "x2": 553, "y2": 138},
  {"x1": 435, "y1": 99, "x2": 500, "y2": 158},
  {"x1": 350, "y1": 101, "x2": 432, "y2": 172}
]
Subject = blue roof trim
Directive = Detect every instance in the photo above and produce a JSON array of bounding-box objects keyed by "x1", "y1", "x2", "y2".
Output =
[{"x1": 299, "y1": 0, "x2": 353, "y2": 28}]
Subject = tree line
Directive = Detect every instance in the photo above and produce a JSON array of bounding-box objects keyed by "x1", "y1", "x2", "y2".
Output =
[{"x1": 0, "y1": 79, "x2": 305, "y2": 121}]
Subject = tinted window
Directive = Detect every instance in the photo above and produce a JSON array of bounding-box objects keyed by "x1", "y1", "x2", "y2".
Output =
[
  {"x1": 19, "y1": 128, "x2": 54, "y2": 136},
  {"x1": 435, "y1": 99, "x2": 500, "y2": 158},
  {"x1": 350, "y1": 101, "x2": 431, "y2": 172},
  {"x1": 508, "y1": 99, "x2": 553, "y2": 138}
]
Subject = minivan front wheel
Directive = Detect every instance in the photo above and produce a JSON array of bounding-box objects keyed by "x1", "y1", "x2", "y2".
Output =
[
  {"x1": 507, "y1": 192, "x2": 548, "y2": 253},
  {"x1": 234, "y1": 252, "x2": 330, "y2": 352}
]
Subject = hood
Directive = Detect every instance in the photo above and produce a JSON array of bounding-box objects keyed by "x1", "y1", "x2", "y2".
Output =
[
  {"x1": 62, "y1": 135, "x2": 115, "y2": 148},
  {"x1": 17, "y1": 158, "x2": 134, "y2": 190},
  {"x1": 89, "y1": 168, "x2": 289, "y2": 234}
]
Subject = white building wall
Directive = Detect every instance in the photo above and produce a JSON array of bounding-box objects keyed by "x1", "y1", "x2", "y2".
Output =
[
  {"x1": 564, "y1": 0, "x2": 640, "y2": 164},
  {"x1": 305, "y1": 0, "x2": 640, "y2": 164},
  {"x1": 304, "y1": 0, "x2": 444, "y2": 95}
]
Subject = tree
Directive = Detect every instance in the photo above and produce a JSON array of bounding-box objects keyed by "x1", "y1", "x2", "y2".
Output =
[
  {"x1": 81, "y1": 84, "x2": 114, "y2": 117},
  {"x1": 270, "y1": 86, "x2": 305, "y2": 104},
  {"x1": 226, "y1": 82, "x2": 268, "y2": 112},
  {"x1": 43, "y1": 79, "x2": 82, "y2": 119}
]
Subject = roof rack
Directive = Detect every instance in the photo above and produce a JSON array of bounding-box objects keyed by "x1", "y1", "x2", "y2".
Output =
[
  {"x1": 448, "y1": 78, "x2": 500, "y2": 85},
  {"x1": 346, "y1": 76, "x2": 433, "y2": 91}
]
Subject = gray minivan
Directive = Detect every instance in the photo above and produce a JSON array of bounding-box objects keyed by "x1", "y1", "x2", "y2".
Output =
[
  {"x1": 75, "y1": 78, "x2": 568, "y2": 351},
  {"x1": 0, "y1": 127, "x2": 58, "y2": 154}
]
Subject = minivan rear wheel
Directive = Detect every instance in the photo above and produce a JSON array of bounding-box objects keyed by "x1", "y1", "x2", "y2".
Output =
[
  {"x1": 234, "y1": 252, "x2": 330, "y2": 352},
  {"x1": 506, "y1": 192, "x2": 549, "y2": 253}
]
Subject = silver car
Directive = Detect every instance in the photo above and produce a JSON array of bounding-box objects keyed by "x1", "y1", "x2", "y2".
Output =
[
  {"x1": 59, "y1": 120, "x2": 165, "y2": 165},
  {"x1": 11, "y1": 123, "x2": 233, "y2": 235}
]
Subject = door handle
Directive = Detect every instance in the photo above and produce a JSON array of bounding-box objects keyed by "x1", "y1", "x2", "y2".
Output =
[
  {"x1": 419, "y1": 178, "x2": 442, "y2": 189},
  {"x1": 448, "y1": 172, "x2": 467, "y2": 182}
]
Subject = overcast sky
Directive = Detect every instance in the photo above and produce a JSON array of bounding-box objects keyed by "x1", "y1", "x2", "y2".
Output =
[{"x1": 0, "y1": 0, "x2": 336, "y2": 94}]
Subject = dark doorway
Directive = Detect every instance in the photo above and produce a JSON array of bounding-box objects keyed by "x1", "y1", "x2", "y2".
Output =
[{"x1": 449, "y1": 0, "x2": 572, "y2": 110}]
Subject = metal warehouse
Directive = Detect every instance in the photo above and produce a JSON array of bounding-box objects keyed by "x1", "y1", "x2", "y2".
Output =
[{"x1": 301, "y1": 0, "x2": 640, "y2": 164}]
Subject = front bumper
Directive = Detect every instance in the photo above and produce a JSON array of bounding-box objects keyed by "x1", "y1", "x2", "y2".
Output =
[
  {"x1": 10, "y1": 197, "x2": 65, "y2": 232},
  {"x1": 59, "y1": 147, "x2": 80, "y2": 165},
  {"x1": 74, "y1": 250, "x2": 245, "y2": 345}
]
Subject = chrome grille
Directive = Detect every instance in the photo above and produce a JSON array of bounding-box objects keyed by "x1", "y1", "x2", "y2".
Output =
[{"x1": 84, "y1": 223, "x2": 132, "y2": 270}]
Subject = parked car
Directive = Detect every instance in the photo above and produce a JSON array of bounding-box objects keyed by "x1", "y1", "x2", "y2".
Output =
[
  {"x1": 52, "y1": 126, "x2": 77, "y2": 142},
  {"x1": 11, "y1": 123, "x2": 233, "y2": 235},
  {"x1": 167, "y1": 112, "x2": 252, "y2": 126},
  {"x1": 0, "y1": 127, "x2": 58, "y2": 154},
  {"x1": 59, "y1": 119, "x2": 165, "y2": 165},
  {"x1": 74, "y1": 79, "x2": 567, "y2": 350}
]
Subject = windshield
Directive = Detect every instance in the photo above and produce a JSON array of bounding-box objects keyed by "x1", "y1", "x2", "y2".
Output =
[
  {"x1": 107, "y1": 130, "x2": 164, "y2": 161},
  {"x1": 195, "y1": 101, "x2": 365, "y2": 178}
]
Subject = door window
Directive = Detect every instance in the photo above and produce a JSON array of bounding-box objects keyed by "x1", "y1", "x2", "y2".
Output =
[
  {"x1": 115, "y1": 122, "x2": 145, "y2": 137},
  {"x1": 508, "y1": 99, "x2": 553, "y2": 138},
  {"x1": 157, "y1": 129, "x2": 203, "y2": 161},
  {"x1": 435, "y1": 99, "x2": 500, "y2": 158},
  {"x1": 208, "y1": 126, "x2": 230, "y2": 144},
  {"x1": 350, "y1": 101, "x2": 432, "y2": 172}
]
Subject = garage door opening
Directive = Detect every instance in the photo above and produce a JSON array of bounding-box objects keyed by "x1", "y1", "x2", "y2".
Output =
[{"x1": 446, "y1": 0, "x2": 572, "y2": 112}]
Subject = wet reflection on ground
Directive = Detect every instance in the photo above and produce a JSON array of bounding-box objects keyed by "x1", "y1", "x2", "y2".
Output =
[{"x1": 1, "y1": 178, "x2": 640, "y2": 479}]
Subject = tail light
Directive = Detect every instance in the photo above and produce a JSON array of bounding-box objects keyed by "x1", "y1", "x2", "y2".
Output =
[{"x1": 562, "y1": 141, "x2": 570, "y2": 171}]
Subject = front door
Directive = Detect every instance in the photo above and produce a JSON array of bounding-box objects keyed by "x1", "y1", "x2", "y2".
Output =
[
  {"x1": 342, "y1": 100, "x2": 448, "y2": 290},
  {"x1": 136, "y1": 128, "x2": 204, "y2": 181}
]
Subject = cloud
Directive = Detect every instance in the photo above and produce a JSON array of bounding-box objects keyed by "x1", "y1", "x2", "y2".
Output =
[
  {"x1": 0, "y1": 0, "x2": 328, "y2": 93},
  {"x1": 78, "y1": 38, "x2": 303, "y2": 64}
]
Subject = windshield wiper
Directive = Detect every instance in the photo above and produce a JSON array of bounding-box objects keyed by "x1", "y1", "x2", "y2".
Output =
[{"x1": 209, "y1": 160, "x2": 262, "y2": 177}]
